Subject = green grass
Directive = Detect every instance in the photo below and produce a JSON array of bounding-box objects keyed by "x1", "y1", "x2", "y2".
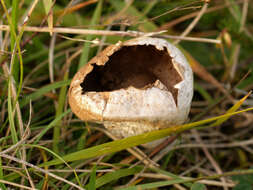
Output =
[{"x1": 1, "y1": 0, "x2": 253, "y2": 189}]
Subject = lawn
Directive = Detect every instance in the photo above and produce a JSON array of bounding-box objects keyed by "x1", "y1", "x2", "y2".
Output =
[{"x1": 0, "y1": 0, "x2": 253, "y2": 189}]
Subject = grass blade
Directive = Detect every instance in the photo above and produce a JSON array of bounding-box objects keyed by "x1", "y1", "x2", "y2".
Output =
[
  {"x1": 121, "y1": 169, "x2": 253, "y2": 190},
  {"x1": 20, "y1": 80, "x2": 71, "y2": 107},
  {"x1": 10, "y1": 0, "x2": 19, "y2": 82},
  {"x1": 95, "y1": 167, "x2": 142, "y2": 188},
  {"x1": 0, "y1": 148, "x2": 7, "y2": 190},
  {"x1": 53, "y1": 73, "x2": 69, "y2": 153},
  {"x1": 33, "y1": 109, "x2": 71, "y2": 145},
  {"x1": 209, "y1": 91, "x2": 251, "y2": 127},
  {"x1": 40, "y1": 107, "x2": 253, "y2": 167},
  {"x1": 7, "y1": 81, "x2": 18, "y2": 144},
  {"x1": 78, "y1": 0, "x2": 103, "y2": 68},
  {"x1": 86, "y1": 166, "x2": 97, "y2": 189},
  {"x1": 42, "y1": 0, "x2": 54, "y2": 35}
]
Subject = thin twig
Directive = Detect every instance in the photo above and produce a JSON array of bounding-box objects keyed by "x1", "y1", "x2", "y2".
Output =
[
  {"x1": 230, "y1": 0, "x2": 249, "y2": 79},
  {"x1": 139, "y1": 173, "x2": 235, "y2": 187},
  {"x1": 93, "y1": 126, "x2": 159, "y2": 168},
  {"x1": 58, "y1": 34, "x2": 111, "y2": 46},
  {"x1": 49, "y1": 169, "x2": 114, "y2": 173},
  {"x1": 137, "y1": 5, "x2": 202, "y2": 26},
  {"x1": 21, "y1": 0, "x2": 40, "y2": 25},
  {"x1": 49, "y1": 33, "x2": 57, "y2": 92},
  {"x1": 163, "y1": 138, "x2": 253, "y2": 151},
  {"x1": 160, "y1": 34, "x2": 220, "y2": 44},
  {"x1": 2, "y1": 55, "x2": 34, "y2": 189},
  {"x1": 0, "y1": 129, "x2": 30, "y2": 155},
  {"x1": 192, "y1": 130, "x2": 228, "y2": 190},
  {"x1": 179, "y1": 159, "x2": 207, "y2": 176},
  {"x1": 105, "y1": 0, "x2": 134, "y2": 25},
  {"x1": 0, "y1": 25, "x2": 221, "y2": 44},
  {"x1": 173, "y1": 2, "x2": 209, "y2": 44},
  {"x1": 0, "y1": 153, "x2": 85, "y2": 190},
  {"x1": 0, "y1": 179, "x2": 37, "y2": 190},
  {"x1": 1, "y1": 165, "x2": 115, "y2": 173},
  {"x1": 158, "y1": 0, "x2": 245, "y2": 30}
]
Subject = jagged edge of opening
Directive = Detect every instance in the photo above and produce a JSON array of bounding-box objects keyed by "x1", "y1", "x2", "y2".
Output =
[{"x1": 80, "y1": 45, "x2": 183, "y2": 106}]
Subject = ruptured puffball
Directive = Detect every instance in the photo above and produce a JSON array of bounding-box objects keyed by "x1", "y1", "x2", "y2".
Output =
[{"x1": 68, "y1": 37, "x2": 193, "y2": 140}]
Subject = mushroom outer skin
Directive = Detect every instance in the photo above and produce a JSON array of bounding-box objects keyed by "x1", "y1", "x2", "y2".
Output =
[{"x1": 68, "y1": 37, "x2": 193, "y2": 139}]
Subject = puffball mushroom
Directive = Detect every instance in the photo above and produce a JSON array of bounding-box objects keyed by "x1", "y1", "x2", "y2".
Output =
[{"x1": 68, "y1": 37, "x2": 193, "y2": 140}]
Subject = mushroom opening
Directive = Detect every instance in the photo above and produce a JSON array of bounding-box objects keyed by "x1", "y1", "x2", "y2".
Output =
[{"x1": 81, "y1": 45, "x2": 183, "y2": 105}]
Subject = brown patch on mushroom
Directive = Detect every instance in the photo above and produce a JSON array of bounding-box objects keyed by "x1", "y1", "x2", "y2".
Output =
[{"x1": 80, "y1": 45, "x2": 182, "y2": 106}]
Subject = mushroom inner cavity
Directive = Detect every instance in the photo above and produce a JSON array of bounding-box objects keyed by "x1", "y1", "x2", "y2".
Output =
[{"x1": 81, "y1": 45, "x2": 183, "y2": 105}]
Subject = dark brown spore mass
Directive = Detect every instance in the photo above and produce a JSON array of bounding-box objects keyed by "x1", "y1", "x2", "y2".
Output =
[{"x1": 80, "y1": 45, "x2": 182, "y2": 105}]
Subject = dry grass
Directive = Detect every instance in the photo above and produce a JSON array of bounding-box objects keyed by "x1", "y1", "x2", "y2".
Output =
[{"x1": 0, "y1": 0, "x2": 253, "y2": 189}]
